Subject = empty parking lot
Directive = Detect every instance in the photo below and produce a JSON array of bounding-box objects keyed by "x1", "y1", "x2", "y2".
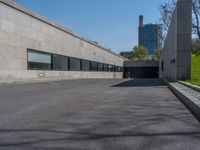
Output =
[{"x1": 0, "y1": 79, "x2": 200, "y2": 150}]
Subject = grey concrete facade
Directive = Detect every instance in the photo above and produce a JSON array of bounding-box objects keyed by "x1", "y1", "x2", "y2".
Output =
[
  {"x1": 0, "y1": 0, "x2": 126, "y2": 82},
  {"x1": 159, "y1": 0, "x2": 192, "y2": 81}
]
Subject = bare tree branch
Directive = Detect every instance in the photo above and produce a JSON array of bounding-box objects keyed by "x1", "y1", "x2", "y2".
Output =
[
  {"x1": 192, "y1": 0, "x2": 200, "y2": 39},
  {"x1": 159, "y1": 0, "x2": 200, "y2": 41}
]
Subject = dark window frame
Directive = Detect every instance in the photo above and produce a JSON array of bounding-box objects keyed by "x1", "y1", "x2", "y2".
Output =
[
  {"x1": 27, "y1": 49, "x2": 124, "y2": 72},
  {"x1": 103, "y1": 64, "x2": 108, "y2": 72},
  {"x1": 68, "y1": 57, "x2": 81, "y2": 71},
  {"x1": 52, "y1": 54, "x2": 69, "y2": 71},
  {"x1": 81, "y1": 59, "x2": 91, "y2": 71},
  {"x1": 90, "y1": 61, "x2": 98, "y2": 72},
  {"x1": 98, "y1": 63, "x2": 104, "y2": 72},
  {"x1": 27, "y1": 49, "x2": 52, "y2": 71}
]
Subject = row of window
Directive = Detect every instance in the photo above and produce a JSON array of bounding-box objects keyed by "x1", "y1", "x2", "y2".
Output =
[{"x1": 27, "y1": 49, "x2": 123, "y2": 72}]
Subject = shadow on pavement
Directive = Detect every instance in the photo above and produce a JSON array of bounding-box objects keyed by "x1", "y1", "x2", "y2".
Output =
[
  {"x1": 112, "y1": 78, "x2": 166, "y2": 87},
  {"x1": 0, "y1": 129, "x2": 200, "y2": 147}
]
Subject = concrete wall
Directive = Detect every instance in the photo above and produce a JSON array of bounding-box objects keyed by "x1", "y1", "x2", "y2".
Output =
[
  {"x1": 159, "y1": 0, "x2": 192, "y2": 81},
  {"x1": 124, "y1": 61, "x2": 159, "y2": 68},
  {"x1": 0, "y1": 0, "x2": 126, "y2": 82}
]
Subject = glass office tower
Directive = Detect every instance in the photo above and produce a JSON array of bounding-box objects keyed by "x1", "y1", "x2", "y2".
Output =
[{"x1": 138, "y1": 16, "x2": 161, "y2": 55}]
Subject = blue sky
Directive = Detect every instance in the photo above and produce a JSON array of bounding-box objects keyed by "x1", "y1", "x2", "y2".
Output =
[{"x1": 15, "y1": 0, "x2": 165, "y2": 54}]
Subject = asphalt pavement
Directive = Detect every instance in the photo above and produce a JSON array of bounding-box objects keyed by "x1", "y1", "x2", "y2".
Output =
[{"x1": 0, "y1": 79, "x2": 200, "y2": 150}]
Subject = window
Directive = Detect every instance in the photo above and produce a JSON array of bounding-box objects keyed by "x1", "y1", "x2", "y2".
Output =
[
  {"x1": 113, "y1": 65, "x2": 117, "y2": 72},
  {"x1": 69, "y1": 57, "x2": 81, "y2": 71},
  {"x1": 98, "y1": 63, "x2": 103, "y2": 72},
  {"x1": 27, "y1": 49, "x2": 52, "y2": 70},
  {"x1": 113, "y1": 66, "x2": 117, "y2": 72},
  {"x1": 81, "y1": 60, "x2": 90, "y2": 71},
  {"x1": 108, "y1": 65, "x2": 112, "y2": 72},
  {"x1": 120, "y1": 67, "x2": 124, "y2": 72},
  {"x1": 53, "y1": 54, "x2": 68, "y2": 71},
  {"x1": 91, "y1": 61, "x2": 98, "y2": 71},
  {"x1": 103, "y1": 64, "x2": 108, "y2": 72},
  {"x1": 108, "y1": 65, "x2": 115, "y2": 72},
  {"x1": 116, "y1": 66, "x2": 119, "y2": 72},
  {"x1": 116, "y1": 66, "x2": 120, "y2": 72},
  {"x1": 27, "y1": 49, "x2": 122, "y2": 73},
  {"x1": 116, "y1": 66, "x2": 123, "y2": 72},
  {"x1": 112, "y1": 65, "x2": 115, "y2": 72}
]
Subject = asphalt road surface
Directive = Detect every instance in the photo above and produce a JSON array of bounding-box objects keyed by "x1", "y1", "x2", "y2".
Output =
[{"x1": 0, "y1": 79, "x2": 200, "y2": 150}]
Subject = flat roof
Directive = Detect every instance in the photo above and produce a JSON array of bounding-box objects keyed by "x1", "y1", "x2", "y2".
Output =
[{"x1": 0, "y1": 0, "x2": 127, "y2": 60}]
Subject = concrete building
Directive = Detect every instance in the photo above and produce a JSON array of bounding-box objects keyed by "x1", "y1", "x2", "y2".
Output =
[
  {"x1": 138, "y1": 15, "x2": 161, "y2": 55},
  {"x1": 159, "y1": 0, "x2": 192, "y2": 81},
  {"x1": 0, "y1": 0, "x2": 126, "y2": 82}
]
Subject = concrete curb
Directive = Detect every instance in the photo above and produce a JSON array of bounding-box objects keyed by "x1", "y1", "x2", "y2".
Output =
[
  {"x1": 166, "y1": 81, "x2": 200, "y2": 121},
  {"x1": 0, "y1": 78, "x2": 77, "y2": 86},
  {"x1": 178, "y1": 81, "x2": 200, "y2": 92},
  {"x1": 0, "y1": 78, "x2": 123, "y2": 86}
]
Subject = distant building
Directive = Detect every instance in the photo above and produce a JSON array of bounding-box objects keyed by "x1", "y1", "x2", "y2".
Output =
[
  {"x1": 120, "y1": 51, "x2": 132, "y2": 59},
  {"x1": 138, "y1": 15, "x2": 161, "y2": 55}
]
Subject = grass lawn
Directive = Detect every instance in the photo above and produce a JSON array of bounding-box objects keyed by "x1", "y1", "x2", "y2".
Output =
[{"x1": 186, "y1": 55, "x2": 200, "y2": 86}]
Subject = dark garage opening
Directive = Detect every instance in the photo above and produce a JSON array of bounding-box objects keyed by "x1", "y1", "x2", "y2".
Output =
[
  {"x1": 124, "y1": 67, "x2": 159, "y2": 78},
  {"x1": 123, "y1": 61, "x2": 159, "y2": 78}
]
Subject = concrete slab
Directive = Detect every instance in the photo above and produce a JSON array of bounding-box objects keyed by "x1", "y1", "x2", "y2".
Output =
[{"x1": 168, "y1": 81, "x2": 200, "y2": 120}]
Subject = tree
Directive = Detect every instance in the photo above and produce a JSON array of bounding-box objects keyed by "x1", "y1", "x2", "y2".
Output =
[
  {"x1": 154, "y1": 48, "x2": 163, "y2": 60},
  {"x1": 159, "y1": 0, "x2": 200, "y2": 41},
  {"x1": 193, "y1": 0, "x2": 200, "y2": 39},
  {"x1": 131, "y1": 46, "x2": 148, "y2": 61},
  {"x1": 192, "y1": 39, "x2": 200, "y2": 55},
  {"x1": 159, "y1": 0, "x2": 176, "y2": 42}
]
